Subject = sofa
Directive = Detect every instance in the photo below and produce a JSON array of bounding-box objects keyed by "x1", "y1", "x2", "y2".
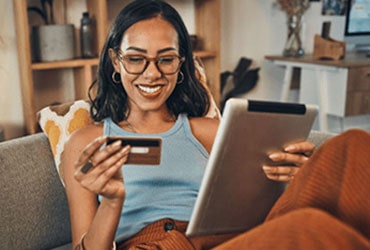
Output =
[{"x1": 0, "y1": 131, "x2": 334, "y2": 249}]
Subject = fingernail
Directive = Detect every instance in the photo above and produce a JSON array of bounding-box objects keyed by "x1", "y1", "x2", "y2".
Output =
[
  {"x1": 112, "y1": 140, "x2": 122, "y2": 147},
  {"x1": 284, "y1": 145, "x2": 296, "y2": 152},
  {"x1": 269, "y1": 153, "x2": 280, "y2": 160},
  {"x1": 97, "y1": 136, "x2": 106, "y2": 143},
  {"x1": 121, "y1": 145, "x2": 130, "y2": 153}
]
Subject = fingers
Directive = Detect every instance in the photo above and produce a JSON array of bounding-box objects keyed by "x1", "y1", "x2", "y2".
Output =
[
  {"x1": 268, "y1": 141, "x2": 315, "y2": 167},
  {"x1": 263, "y1": 141, "x2": 315, "y2": 182},
  {"x1": 263, "y1": 165, "x2": 299, "y2": 182},
  {"x1": 75, "y1": 145, "x2": 130, "y2": 197},
  {"x1": 90, "y1": 145, "x2": 130, "y2": 195},
  {"x1": 75, "y1": 136, "x2": 108, "y2": 168},
  {"x1": 284, "y1": 141, "x2": 315, "y2": 157},
  {"x1": 88, "y1": 140, "x2": 124, "y2": 169},
  {"x1": 269, "y1": 151, "x2": 309, "y2": 166},
  {"x1": 75, "y1": 138, "x2": 123, "y2": 173},
  {"x1": 74, "y1": 137, "x2": 131, "y2": 197},
  {"x1": 75, "y1": 142, "x2": 130, "y2": 178},
  {"x1": 80, "y1": 160, "x2": 94, "y2": 174}
]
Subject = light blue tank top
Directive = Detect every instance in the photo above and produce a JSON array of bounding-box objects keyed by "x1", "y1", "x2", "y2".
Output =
[{"x1": 102, "y1": 114, "x2": 209, "y2": 241}]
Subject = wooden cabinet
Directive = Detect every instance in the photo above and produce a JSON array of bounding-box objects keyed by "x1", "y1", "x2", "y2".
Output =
[
  {"x1": 345, "y1": 66, "x2": 370, "y2": 115},
  {"x1": 13, "y1": 0, "x2": 221, "y2": 134}
]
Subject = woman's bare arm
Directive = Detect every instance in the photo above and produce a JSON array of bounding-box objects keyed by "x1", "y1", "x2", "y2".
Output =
[{"x1": 62, "y1": 125, "x2": 129, "y2": 250}]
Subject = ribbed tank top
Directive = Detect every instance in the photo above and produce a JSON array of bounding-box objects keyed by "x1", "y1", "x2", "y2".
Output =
[{"x1": 102, "y1": 114, "x2": 209, "y2": 241}]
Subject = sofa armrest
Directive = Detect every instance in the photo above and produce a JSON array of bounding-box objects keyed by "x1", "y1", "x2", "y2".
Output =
[{"x1": 0, "y1": 133, "x2": 71, "y2": 249}]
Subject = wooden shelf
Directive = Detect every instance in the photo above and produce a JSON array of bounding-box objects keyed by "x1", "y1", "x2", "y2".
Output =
[
  {"x1": 193, "y1": 50, "x2": 217, "y2": 59},
  {"x1": 13, "y1": 0, "x2": 221, "y2": 134},
  {"x1": 31, "y1": 58, "x2": 99, "y2": 70}
]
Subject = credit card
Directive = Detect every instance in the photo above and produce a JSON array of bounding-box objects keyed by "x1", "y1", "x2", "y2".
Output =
[{"x1": 107, "y1": 137, "x2": 162, "y2": 165}]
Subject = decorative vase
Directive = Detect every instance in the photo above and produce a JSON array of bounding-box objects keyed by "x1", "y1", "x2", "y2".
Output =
[
  {"x1": 283, "y1": 14, "x2": 305, "y2": 57},
  {"x1": 31, "y1": 24, "x2": 75, "y2": 62}
]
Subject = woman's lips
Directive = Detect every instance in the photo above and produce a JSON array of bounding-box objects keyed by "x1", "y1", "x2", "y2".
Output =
[{"x1": 137, "y1": 85, "x2": 163, "y2": 98}]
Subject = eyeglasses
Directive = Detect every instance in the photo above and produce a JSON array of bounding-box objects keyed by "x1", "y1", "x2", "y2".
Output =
[{"x1": 117, "y1": 49, "x2": 185, "y2": 75}]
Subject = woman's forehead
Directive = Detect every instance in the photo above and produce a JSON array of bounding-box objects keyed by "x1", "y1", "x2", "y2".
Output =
[{"x1": 120, "y1": 18, "x2": 179, "y2": 52}]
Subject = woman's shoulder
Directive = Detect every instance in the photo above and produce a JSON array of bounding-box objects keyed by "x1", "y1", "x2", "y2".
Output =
[
  {"x1": 189, "y1": 116, "x2": 219, "y2": 131},
  {"x1": 65, "y1": 123, "x2": 104, "y2": 151},
  {"x1": 189, "y1": 116, "x2": 220, "y2": 153}
]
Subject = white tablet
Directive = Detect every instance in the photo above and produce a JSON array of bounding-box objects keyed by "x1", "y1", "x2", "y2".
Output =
[{"x1": 186, "y1": 98, "x2": 318, "y2": 237}]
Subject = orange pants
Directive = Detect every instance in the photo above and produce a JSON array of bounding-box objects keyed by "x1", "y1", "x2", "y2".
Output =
[
  {"x1": 117, "y1": 219, "x2": 234, "y2": 250},
  {"x1": 118, "y1": 129, "x2": 370, "y2": 250}
]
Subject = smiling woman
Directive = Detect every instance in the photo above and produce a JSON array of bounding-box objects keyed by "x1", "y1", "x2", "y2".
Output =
[
  {"x1": 62, "y1": 1, "x2": 216, "y2": 249},
  {"x1": 61, "y1": 1, "x2": 317, "y2": 249}
]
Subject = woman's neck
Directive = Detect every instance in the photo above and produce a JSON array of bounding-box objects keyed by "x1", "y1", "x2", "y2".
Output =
[{"x1": 121, "y1": 110, "x2": 176, "y2": 134}]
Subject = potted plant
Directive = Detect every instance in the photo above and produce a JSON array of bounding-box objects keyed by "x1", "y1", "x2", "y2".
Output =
[{"x1": 28, "y1": 0, "x2": 75, "y2": 62}]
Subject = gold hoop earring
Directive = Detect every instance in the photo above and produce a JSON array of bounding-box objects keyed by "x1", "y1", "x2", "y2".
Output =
[
  {"x1": 112, "y1": 71, "x2": 121, "y2": 84},
  {"x1": 177, "y1": 71, "x2": 184, "y2": 84}
]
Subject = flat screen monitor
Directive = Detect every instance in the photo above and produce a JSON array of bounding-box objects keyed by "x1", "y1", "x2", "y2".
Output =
[{"x1": 344, "y1": 0, "x2": 370, "y2": 54}]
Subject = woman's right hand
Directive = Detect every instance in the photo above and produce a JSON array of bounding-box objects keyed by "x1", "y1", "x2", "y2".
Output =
[{"x1": 73, "y1": 136, "x2": 131, "y2": 202}]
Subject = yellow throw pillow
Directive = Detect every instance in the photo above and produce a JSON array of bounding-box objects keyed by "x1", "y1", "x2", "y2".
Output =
[{"x1": 38, "y1": 100, "x2": 93, "y2": 183}]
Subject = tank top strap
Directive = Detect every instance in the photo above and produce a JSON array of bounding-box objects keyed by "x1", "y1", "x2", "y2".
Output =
[{"x1": 177, "y1": 113, "x2": 209, "y2": 157}]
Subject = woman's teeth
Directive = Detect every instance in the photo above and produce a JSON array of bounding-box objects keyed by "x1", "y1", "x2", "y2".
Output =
[{"x1": 138, "y1": 85, "x2": 162, "y2": 94}]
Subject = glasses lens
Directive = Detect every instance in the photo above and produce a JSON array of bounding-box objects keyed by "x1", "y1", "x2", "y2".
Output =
[
  {"x1": 157, "y1": 56, "x2": 182, "y2": 74},
  {"x1": 122, "y1": 55, "x2": 147, "y2": 74}
]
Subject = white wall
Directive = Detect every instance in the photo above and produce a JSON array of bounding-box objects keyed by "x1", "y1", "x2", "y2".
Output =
[
  {"x1": 0, "y1": 1, "x2": 25, "y2": 139},
  {"x1": 221, "y1": 0, "x2": 346, "y2": 101}
]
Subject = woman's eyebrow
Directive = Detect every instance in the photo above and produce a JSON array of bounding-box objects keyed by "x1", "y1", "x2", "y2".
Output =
[
  {"x1": 125, "y1": 46, "x2": 147, "y2": 53},
  {"x1": 125, "y1": 47, "x2": 177, "y2": 54},
  {"x1": 158, "y1": 48, "x2": 177, "y2": 54}
]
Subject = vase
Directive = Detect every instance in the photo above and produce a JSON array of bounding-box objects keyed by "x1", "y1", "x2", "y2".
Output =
[
  {"x1": 31, "y1": 24, "x2": 75, "y2": 62},
  {"x1": 283, "y1": 14, "x2": 305, "y2": 57}
]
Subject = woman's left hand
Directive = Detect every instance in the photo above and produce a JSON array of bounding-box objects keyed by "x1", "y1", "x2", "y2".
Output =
[{"x1": 262, "y1": 140, "x2": 315, "y2": 182}]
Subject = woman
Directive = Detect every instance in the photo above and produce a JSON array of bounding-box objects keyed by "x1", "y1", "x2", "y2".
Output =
[{"x1": 62, "y1": 1, "x2": 314, "y2": 249}]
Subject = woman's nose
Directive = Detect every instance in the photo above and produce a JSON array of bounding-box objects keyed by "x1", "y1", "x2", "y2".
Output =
[{"x1": 143, "y1": 61, "x2": 162, "y2": 79}]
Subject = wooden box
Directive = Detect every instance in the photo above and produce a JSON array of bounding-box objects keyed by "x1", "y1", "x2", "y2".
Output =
[{"x1": 313, "y1": 34, "x2": 346, "y2": 60}]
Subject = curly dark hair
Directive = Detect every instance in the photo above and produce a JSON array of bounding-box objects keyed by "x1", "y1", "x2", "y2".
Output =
[{"x1": 89, "y1": 0, "x2": 210, "y2": 123}]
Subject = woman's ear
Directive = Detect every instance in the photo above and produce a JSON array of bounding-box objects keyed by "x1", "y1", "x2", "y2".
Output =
[{"x1": 108, "y1": 48, "x2": 121, "y2": 73}]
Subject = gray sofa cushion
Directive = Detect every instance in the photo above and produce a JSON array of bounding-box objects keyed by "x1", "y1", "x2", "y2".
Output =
[{"x1": 0, "y1": 133, "x2": 71, "y2": 249}]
